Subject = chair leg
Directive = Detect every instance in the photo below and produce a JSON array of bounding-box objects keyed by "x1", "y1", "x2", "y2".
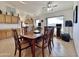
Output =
[
  {"x1": 14, "y1": 47, "x2": 17, "y2": 56},
  {"x1": 48, "y1": 44, "x2": 51, "y2": 54},
  {"x1": 19, "y1": 49, "x2": 21, "y2": 57},
  {"x1": 50, "y1": 40, "x2": 52, "y2": 51},
  {"x1": 31, "y1": 40, "x2": 35, "y2": 57},
  {"x1": 51, "y1": 39, "x2": 54, "y2": 47},
  {"x1": 48, "y1": 41, "x2": 52, "y2": 55},
  {"x1": 42, "y1": 47, "x2": 44, "y2": 57}
]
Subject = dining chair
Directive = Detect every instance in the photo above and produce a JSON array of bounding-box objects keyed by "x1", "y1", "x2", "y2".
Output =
[
  {"x1": 44, "y1": 26, "x2": 54, "y2": 44},
  {"x1": 35, "y1": 27, "x2": 52, "y2": 57},
  {"x1": 51, "y1": 27, "x2": 54, "y2": 47},
  {"x1": 12, "y1": 29, "x2": 31, "y2": 57},
  {"x1": 43, "y1": 26, "x2": 54, "y2": 54},
  {"x1": 49, "y1": 27, "x2": 54, "y2": 45},
  {"x1": 49, "y1": 27, "x2": 54, "y2": 52}
]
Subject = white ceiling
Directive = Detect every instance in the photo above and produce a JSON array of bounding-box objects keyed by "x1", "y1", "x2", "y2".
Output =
[
  {"x1": 4, "y1": 1, "x2": 48, "y2": 16},
  {"x1": 0, "y1": 1, "x2": 74, "y2": 16},
  {"x1": 50, "y1": 1, "x2": 74, "y2": 12}
]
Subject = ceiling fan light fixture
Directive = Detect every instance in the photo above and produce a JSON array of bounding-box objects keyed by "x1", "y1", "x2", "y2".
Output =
[
  {"x1": 48, "y1": 4, "x2": 51, "y2": 8},
  {"x1": 47, "y1": 7, "x2": 52, "y2": 12},
  {"x1": 47, "y1": 1, "x2": 52, "y2": 8},
  {"x1": 53, "y1": 4, "x2": 58, "y2": 7},
  {"x1": 47, "y1": 1, "x2": 52, "y2": 12},
  {"x1": 19, "y1": 1, "x2": 26, "y2": 4}
]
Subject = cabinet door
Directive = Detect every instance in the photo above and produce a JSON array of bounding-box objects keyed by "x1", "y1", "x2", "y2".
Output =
[
  {"x1": 0, "y1": 30, "x2": 2, "y2": 40},
  {"x1": 12, "y1": 16, "x2": 18, "y2": 24},
  {"x1": 1, "y1": 30, "x2": 7, "y2": 39},
  {"x1": 17, "y1": 28, "x2": 21, "y2": 35},
  {"x1": 5, "y1": 15, "x2": 11, "y2": 24},
  {"x1": 6, "y1": 30, "x2": 12, "y2": 38},
  {"x1": 0, "y1": 14, "x2": 5, "y2": 23}
]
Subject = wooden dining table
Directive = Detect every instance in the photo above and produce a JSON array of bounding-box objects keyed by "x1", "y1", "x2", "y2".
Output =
[{"x1": 20, "y1": 31, "x2": 43, "y2": 57}]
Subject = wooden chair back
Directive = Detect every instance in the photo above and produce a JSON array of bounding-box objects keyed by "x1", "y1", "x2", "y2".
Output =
[
  {"x1": 43, "y1": 27, "x2": 51, "y2": 45},
  {"x1": 12, "y1": 29, "x2": 21, "y2": 49},
  {"x1": 43, "y1": 26, "x2": 54, "y2": 44}
]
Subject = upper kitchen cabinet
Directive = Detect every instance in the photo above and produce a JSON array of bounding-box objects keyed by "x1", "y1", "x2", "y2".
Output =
[
  {"x1": 11, "y1": 16, "x2": 19, "y2": 24},
  {"x1": 0, "y1": 14, "x2": 5, "y2": 23},
  {"x1": 5, "y1": 15, "x2": 12, "y2": 24}
]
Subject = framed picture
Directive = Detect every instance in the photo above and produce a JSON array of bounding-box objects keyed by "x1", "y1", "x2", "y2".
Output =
[{"x1": 73, "y1": 5, "x2": 78, "y2": 23}]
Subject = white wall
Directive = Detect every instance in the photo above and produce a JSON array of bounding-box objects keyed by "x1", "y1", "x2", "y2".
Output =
[
  {"x1": 0, "y1": 24, "x2": 21, "y2": 29},
  {"x1": 73, "y1": 1, "x2": 79, "y2": 56}
]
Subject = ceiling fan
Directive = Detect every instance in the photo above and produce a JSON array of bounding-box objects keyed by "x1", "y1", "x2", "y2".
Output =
[
  {"x1": 43, "y1": 1, "x2": 58, "y2": 12},
  {"x1": 19, "y1": 1, "x2": 27, "y2": 4}
]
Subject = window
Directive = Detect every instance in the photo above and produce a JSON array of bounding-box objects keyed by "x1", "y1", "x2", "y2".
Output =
[
  {"x1": 35, "y1": 20, "x2": 40, "y2": 27},
  {"x1": 47, "y1": 16, "x2": 63, "y2": 27},
  {"x1": 47, "y1": 16, "x2": 64, "y2": 35}
]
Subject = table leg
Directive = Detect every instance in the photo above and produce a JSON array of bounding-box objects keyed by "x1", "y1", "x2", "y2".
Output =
[{"x1": 31, "y1": 40, "x2": 35, "y2": 57}]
